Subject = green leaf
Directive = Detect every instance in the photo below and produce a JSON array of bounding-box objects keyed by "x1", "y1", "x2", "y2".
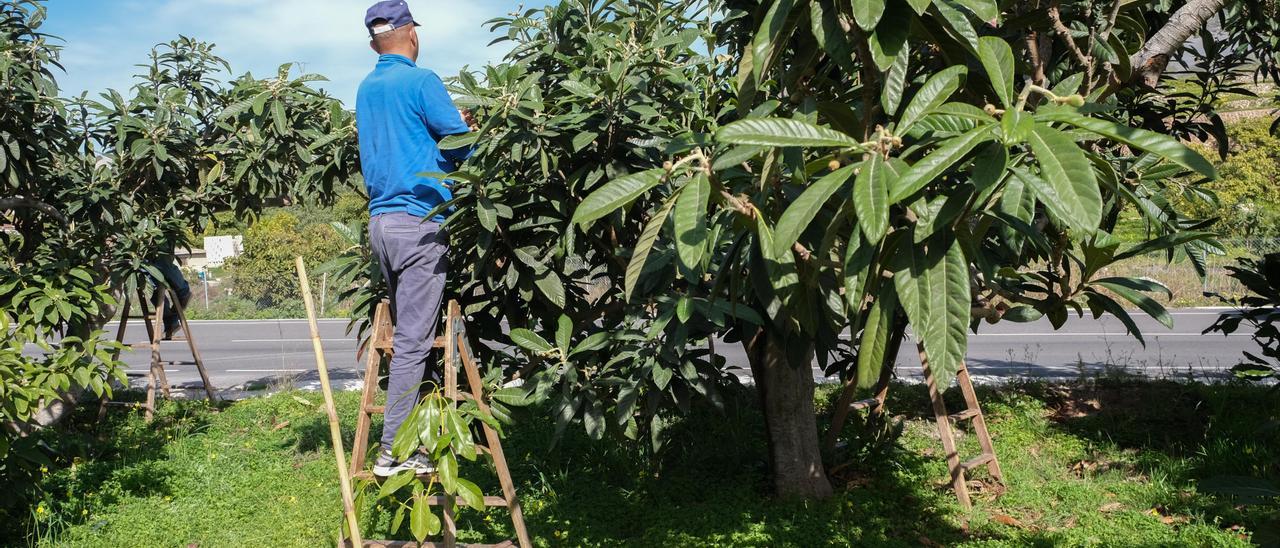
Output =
[
  {"x1": 379, "y1": 470, "x2": 416, "y2": 498},
  {"x1": 977, "y1": 36, "x2": 1015, "y2": 108},
  {"x1": 271, "y1": 100, "x2": 288, "y2": 135},
  {"x1": 1035, "y1": 109, "x2": 1217, "y2": 179},
  {"x1": 674, "y1": 174, "x2": 710, "y2": 272},
  {"x1": 535, "y1": 271, "x2": 567, "y2": 309},
  {"x1": 652, "y1": 364, "x2": 674, "y2": 390},
  {"x1": 954, "y1": 0, "x2": 999, "y2": 21},
  {"x1": 858, "y1": 282, "x2": 898, "y2": 388},
  {"x1": 1093, "y1": 278, "x2": 1173, "y2": 329},
  {"x1": 409, "y1": 496, "x2": 436, "y2": 542},
  {"x1": 455, "y1": 477, "x2": 486, "y2": 511},
  {"x1": 852, "y1": 0, "x2": 887, "y2": 30},
  {"x1": 572, "y1": 131, "x2": 598, "y2": 153},
  {"x1": 625, "y1": 192, "x2": 679, "y2": 302},
  {"x1": 893, "y1": 232, "x2": 970, "y2": 388},
  {"x1": 752, "y1": 0, "x2": 799, "y2": 78},
  {"x1": 881, "y1": 52, "x2": 909, "y2": 116},
  {"x1": 774, "y1": 164, "x2": 857, "y2": 257},
  {"x1": 891, "y1": 125, "x2": 995, "y2": 202},
  {"x1": 868, "y1": 19, "x2": 908, "y2": 71},
  {"x1": 560, "y1": 80, "x2": 597, "y2": 98},
  {"x1": 1087, "y1": 291, "x2": 1147, "y2": 345},
  {"x1": 556, "y1": 315, "x2": 573, "y2": 354},
  {"x1": 934, "y1": 0, "x2": 980, "y2": 53},
  {"x1": 844, "y1": 231, "x2": 877, "y2": 313},
  {"x1": 1000, "y1": 109, "x2": 1033, "y2": 143},
  {"x1": 1003, "y1": 306, "x2": 1043, "y2": 322},
  {"x1": 898, "y1": 65, "x2": 967, "y2": 133},
  {"x1": 569, "y1": 332, "x2": 611, "y2": 356},
  {"x1": 854, "y1": 155, "x2": 891, "y2": 244},
  {"x1": 509, "y1": 329, "x2": 554, "y2": 354},
  {"x1": 1113, "y1": 231, "x2": 1217, "y2": 262},
  {"x1": 717, "y1": 118, "x2": 864, "y2": 149},
  {"x1": 439, "y1": 133, "x2": 477, "y2": 150},
  {"x1": 476, "y1": 196, "x2": 497, "y2": 232},
  {"x1": 438, "y1": 452, "x2": 458, "y2": 493},
  {"x1": 1024, "y1": 124, "x2": 1102, "y2": 234},
  {"x1": 907, "y1": 0, "x2": 933, "y2": 14},
  {"x1": 572, "y1": 168, "x2": 666, "y2": 227}
]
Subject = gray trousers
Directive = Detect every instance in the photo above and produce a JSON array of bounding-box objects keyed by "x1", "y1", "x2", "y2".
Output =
[{"x1": 369, "y1": 212, "x2": 449, "y2": 450}]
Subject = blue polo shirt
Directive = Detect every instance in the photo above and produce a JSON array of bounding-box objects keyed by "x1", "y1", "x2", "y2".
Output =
[{"x1": 356, "y1": 54, "x2": 472, "y2": 219}]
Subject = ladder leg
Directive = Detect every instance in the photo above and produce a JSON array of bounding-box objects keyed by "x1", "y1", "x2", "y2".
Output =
[
  {"x1": 350, "y1": 302, "x2": 391, "y2": 477},
  {"x1": 455, "y1": 315, "x2": 532, "y2": 548},
  {"x1": 442, "y1": 497, "x2": 458, "y2": 548},
  {"x1": 444, "y1": 306, "x2": 458, "y2": 401},
  {"x1": 171, "y1": 287, "x2": 218, "y2": 402},
  {"x1": 956, "y1": 365, "x2": 1003, "y2": 482},
  {"x1": 144, "y1": 363, "x2": 157, "y2": 423},
  {"x1": 151, "y1": 289, "x2": 172, "y2": 399},
  {"x1": 918, "y1": 343, "x2": 970, "y2": 510},
  {"x1": 100, "y1": 296, "x2": 134, "y2": 421}
]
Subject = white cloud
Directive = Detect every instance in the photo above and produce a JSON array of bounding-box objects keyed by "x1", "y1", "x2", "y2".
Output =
[{"x1": 53, "y1": 0, "x2": 519, "y2": 105}]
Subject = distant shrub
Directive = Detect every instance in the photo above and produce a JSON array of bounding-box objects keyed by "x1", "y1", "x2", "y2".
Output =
[
  {"x1": 225, "y1": 212, "x2": 345, "y2": 307},
  {"x1": 1184, "y1": 119, "x2": 1280, "y2": 239}
]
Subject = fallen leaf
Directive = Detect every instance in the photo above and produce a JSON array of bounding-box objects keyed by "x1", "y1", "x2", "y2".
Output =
[
  {"x1": 918, "y1": 535, "x2": 944, "y2": 547},
  {"x1": 992, "y1": 514, "x2": 1024, "y2": 528},
  {"x1": 1100, "y1": 502, "x2": 1124, "y2": 513}
]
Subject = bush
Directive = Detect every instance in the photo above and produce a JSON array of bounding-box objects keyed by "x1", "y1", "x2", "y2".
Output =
[
  {"x1": 1185, "y1": 119, "x2": 1280, "y2": 239},
  {"x1": 225, "y1": 212, "x2": 345, "y2": 307}
]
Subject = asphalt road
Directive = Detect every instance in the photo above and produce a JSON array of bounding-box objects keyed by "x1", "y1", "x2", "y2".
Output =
[{"x1": 96, "y1": 308, "x2": 1250, "y2": 395}]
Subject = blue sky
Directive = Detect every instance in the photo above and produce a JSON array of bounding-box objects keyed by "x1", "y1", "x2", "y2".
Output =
[{"x1": 42, "y1": 0, "x2": 549, "y2": 106}]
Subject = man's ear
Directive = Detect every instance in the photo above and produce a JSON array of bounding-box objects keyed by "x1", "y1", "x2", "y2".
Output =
[{"x1": 369, "y1": 40, "x2": 379, "y2": 54}]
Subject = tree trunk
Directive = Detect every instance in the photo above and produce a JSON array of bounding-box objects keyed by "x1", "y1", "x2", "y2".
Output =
[
  {"x1": 746, "y1": 328, "x2": 834, "y2": 499},
  {"x1": 1130, "y1": 0, "x2": 1227, "y2": 87}
]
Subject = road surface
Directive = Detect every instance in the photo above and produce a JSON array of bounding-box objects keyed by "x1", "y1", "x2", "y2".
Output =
[{"x1": 96, "y1": 308, "x2": 1250, "y2": 396}]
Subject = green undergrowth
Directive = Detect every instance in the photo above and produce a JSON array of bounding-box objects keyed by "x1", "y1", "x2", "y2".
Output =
[{"x1": 8, "y1": 379, "x2": 1279, "y2": 547}]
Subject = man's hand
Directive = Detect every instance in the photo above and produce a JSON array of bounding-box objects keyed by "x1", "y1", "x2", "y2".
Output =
[{"x1": 460, "y1": 108, "x2": 479, "y2": 131}]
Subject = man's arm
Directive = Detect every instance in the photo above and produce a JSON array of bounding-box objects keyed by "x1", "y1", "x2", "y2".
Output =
[{"x1": 419, "y1": 71, "x2": 474, "y2": 166}]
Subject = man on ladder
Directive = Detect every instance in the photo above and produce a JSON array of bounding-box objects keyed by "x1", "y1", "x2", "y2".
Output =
[{"x1": 356, "y1": 0, "x2": 476, "y2": 478}]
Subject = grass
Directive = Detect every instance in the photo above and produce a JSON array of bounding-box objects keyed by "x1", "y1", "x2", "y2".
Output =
[{"x1": 8, "y1": 378, "x2": 1279, "y2": 547}]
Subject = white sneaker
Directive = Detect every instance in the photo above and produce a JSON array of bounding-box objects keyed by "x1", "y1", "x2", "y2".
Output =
[{"x1": 372, "y1": 449, "x2": 436, "y2": 477}]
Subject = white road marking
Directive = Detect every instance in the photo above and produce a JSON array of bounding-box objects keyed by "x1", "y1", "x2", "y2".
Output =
[{"x1": 227, "y1": 369, "x2": 309, "y2": 373}]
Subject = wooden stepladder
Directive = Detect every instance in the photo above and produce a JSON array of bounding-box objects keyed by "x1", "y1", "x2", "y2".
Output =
[
  {"x1": 916, "y1": 344, "x2": 1003, "y2": 509},
  {"x1": 348, "y1": 300, "x2": 531, "y2": 548},
  {"x1": 829, "y1": 342, "x2": 1003, "y2": 509},
  {"x1": 101, "y1": 279, "x2": 217, "y2": 422}
]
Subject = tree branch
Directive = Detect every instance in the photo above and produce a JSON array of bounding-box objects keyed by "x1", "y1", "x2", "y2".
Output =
[
  {"x1": 1130, "y1": 0, "x2": 1227, "y2": 87},
  {"x1": 0, "y1": 197, "x2": 68, "y2": 225}
]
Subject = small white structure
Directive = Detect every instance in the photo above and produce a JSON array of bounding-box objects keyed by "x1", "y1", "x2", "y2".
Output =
[{"x1": 204, "y1": 235, "x2": 244, "y2": 267}]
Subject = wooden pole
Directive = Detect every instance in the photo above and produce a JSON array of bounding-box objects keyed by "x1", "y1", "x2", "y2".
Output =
[{"x1": 296, "y1": 257, "x2": 363, "y2": 547}]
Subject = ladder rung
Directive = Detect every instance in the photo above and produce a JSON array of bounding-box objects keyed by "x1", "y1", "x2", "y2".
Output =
[
  {"x1": 365, "y1": 405, "x2": 385, "y2": 414},
  {"x1": 950, "y1": 409, "x2": 980, "y2": 422},
  {"x1": 425, "y1": 495, "x2": 508, "y2": 507},
  {"x1": 848, "y1": 397, "x2": 881, "y2": 411},
  {"x1": 373, "y1": 335, "x2": 447, "y2": 352},
  {"x1": 960, "y1": 453, "x2": 995, "y2": 472},
  {"x1": 352, "y1": 471, "x2": 438, "y2": 482}
]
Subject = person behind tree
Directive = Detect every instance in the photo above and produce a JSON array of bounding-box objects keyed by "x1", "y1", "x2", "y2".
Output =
[{"x1": 355, "y1": 0, "x2": 476, "y2": 477}]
